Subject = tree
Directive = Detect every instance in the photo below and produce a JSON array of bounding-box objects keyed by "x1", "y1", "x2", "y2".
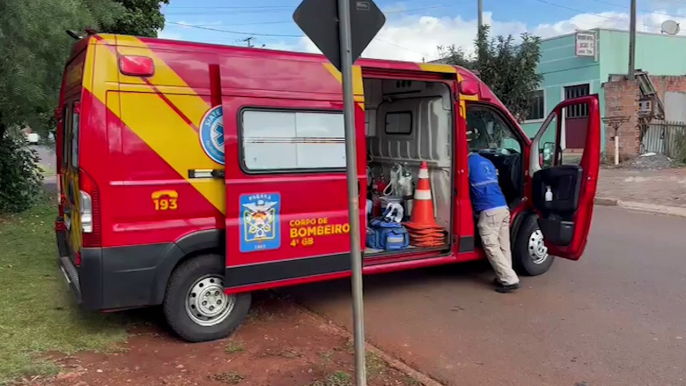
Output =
[
  {"x1": 0, "y1": 0, "x2": 167, "y2": 140},
  {"x1": 0, "y1": 0, "x2": 166, "y2": 212},
  {"x1": 0, "y1": 0, "x2": 119, "y2": 213},
  {"x1": 102, "y1": 0, "x2": 170, "y2": 38},
  {"x1": 0, "y1": 0, "x2": 120, "y2": 140},
  {"x1": 438, "y1": 25, "x2": 543, "y2": 122}
]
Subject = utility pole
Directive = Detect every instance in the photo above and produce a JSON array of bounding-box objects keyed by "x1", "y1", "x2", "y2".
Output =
[
  {"x1": 628, "y1": 0, "x2": 637, "y2": 77},
  {"x1": 336, "y1": 0, "x2": 367, "y2": 384},
  {"x1": 478, "y1": 0, "x2": 483, "y2": 29},
  {"x1": 241, "y1": 37, "x2": 255, "y2": 48}
]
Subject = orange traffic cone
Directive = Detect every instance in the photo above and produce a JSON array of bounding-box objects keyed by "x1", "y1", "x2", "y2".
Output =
[{"x1": 403, "y1": 162, "x2": 445, "y2": 247}]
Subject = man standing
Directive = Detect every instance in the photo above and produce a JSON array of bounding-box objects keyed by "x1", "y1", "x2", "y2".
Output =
[{"x1": 468, "y1": 152, "x2": 521, "y2": 293}]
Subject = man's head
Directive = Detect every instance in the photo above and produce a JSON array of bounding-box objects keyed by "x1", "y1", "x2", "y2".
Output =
[{"x1": 467, "y1": 127, "x2": 480, "y2": 154}]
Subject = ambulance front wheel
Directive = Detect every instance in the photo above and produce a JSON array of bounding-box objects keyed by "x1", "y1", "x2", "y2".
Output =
[
  {"x1": 163, "y1": 254, "x2": 252, "y2": 342},
  {"x1": 513, "y1": 215, "x2": 555, "y2": 276}
]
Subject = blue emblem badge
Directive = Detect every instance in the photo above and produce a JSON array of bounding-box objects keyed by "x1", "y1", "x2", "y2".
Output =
[
  {"x1": 239, "y1": 193, "x2": 281, "y2": 253},
  {"x1": 199, "y1": 105, "x2": 224, "y2": 165}
]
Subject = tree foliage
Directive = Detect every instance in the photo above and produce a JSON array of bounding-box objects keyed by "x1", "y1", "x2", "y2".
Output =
[
  {"x1": 0, "y1": 128, "x2": 44, "y2": 213},
  {"x1": 0, "y1": 0, "x2": 166, "y2": 213},
  {"x1": 102, "y1": 0, "x2": 170, "y2": 38},
  {"x1": 438, "y1": 25, "x2": 543, "y2": 122},
  {"x1": 0, "y1": 0, "x2": 167, "y2": 138},
  {"x1": 0, "y1": 0, "x2": 120, "y2": 138}
]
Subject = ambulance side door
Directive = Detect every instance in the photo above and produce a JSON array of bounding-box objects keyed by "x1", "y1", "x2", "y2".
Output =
[
  {"x1": 222, "y1": 96, "x2": 367, "y2": 291},
  {"x1": 527, "y1": 95, "x2": 601, "y2": 260}
]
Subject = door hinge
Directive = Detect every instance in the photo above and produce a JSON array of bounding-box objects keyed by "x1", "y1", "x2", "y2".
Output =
[{"x1": 453, "y1": 235, "x2": 459, "y2": 245}]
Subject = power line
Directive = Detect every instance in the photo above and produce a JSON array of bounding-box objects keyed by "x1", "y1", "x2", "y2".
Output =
[
  {"x1": 164, "y1": 2, "x2": 469, "y2": 16},
  {"x1": 585, "y1": 0, "x2": 686, "y2": 20},
  {"x1": 375, "y1": 38, "x2": 432, "y2": 56},
  {"x1": 167, "y1": 2, "x2": 472, "y2": 28},
  {"x1": 165, "y1": 22, "x2": 429, "y2": 58},
  {"x1": 164, "y1": 9, "x2": 294, "y2": 15},
  {"x1": 179, "y1": 20, "x2": 293, "y2": 27},
  {"x1": 163, "y1": 0, "x2": 434, "y2": 11},
  {"x1": 164, "y1": 5, "x2": 295, "y2": 9},
  {"x1": 528, "y1": 0, "x2": 662, "y2": 29},
  {"x1": 165, "y1": 21, "x2": 302, "y2": 37}
]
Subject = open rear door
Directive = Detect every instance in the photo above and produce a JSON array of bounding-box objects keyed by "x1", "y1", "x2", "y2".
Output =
[{"x1": 527, "y1": 95, "x2": 601, "y2": 260}]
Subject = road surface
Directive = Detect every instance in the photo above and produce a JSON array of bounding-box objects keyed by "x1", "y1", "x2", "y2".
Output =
[{"x1": 286, "y1": 207, "x2": 686, "y2": 386}]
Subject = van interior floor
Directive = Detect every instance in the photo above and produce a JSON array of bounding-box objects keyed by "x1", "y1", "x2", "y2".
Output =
[
  {"x1": 364, "y1": 245, "x2": 448, "y2": 257},
  {"x1": 363, "y1": 77, "x2": 453, "y2": 257}
]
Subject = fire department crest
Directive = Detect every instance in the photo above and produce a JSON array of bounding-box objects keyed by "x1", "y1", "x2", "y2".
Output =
[
  {"x1": 199, "y1": 105, "x2": 224, "y2": 165},
  {"x1": 239, "y1": 193, "x2": 281, "y2": 252}
]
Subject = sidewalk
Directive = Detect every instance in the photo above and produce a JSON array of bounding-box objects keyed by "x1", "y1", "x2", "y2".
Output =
[{"x1": 596, "y1": 167, "x2": 686, "y2": 216}]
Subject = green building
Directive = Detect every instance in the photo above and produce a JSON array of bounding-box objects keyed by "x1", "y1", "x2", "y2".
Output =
[{"x1": 521, "y1": 28, "x2": 686, "y2": 150}]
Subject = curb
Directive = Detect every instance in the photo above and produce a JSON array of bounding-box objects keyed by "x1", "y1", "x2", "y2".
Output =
[
  {"x1": 594, "y1": 197, "x2": 619, "y2": 206},
  {"x1": 595, "y1": 197, "x2": 686, "y2": 218},
  {"x1": 275, "y1": 292, "x2": 444, "y2": 386}
]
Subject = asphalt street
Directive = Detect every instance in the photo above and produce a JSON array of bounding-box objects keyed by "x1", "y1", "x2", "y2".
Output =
[{"x1": 287, "y1": 207, "x2": 686, "y2": 386}]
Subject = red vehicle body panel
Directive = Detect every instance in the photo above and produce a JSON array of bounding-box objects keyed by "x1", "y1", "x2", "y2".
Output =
[{"x1": 54, "y1": 33, "x2": 599, "y2": 311}]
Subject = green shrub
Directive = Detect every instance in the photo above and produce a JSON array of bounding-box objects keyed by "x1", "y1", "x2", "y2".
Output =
[
  {"x1": 671, "y1": 127, "x2": 686, "y2": 165},
  {"x1": 0, "y1": 128, "x2": 44, "y2": 213}
]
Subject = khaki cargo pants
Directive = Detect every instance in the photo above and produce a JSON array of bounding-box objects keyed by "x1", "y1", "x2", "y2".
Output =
[{"x1": 477, "y1": 207, "x2": 520, "y2": 286}]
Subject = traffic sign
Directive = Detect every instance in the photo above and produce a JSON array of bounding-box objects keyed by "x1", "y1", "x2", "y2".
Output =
[{"x1": 293, "y1": 0, "x2": 386, "y2": 71}]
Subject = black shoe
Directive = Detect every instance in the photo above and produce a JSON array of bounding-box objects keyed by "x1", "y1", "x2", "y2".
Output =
[
  {"x1": 495, "y1": 281, "x2": 522, "y2": 293},
  {"x1": 492, "y1": 278, "x2": 503, "y2": 286}
]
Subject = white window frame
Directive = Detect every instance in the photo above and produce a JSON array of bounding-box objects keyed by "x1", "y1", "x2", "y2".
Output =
[{"x1": 240, "y1": 109, "x2": 347, "y2": 173}]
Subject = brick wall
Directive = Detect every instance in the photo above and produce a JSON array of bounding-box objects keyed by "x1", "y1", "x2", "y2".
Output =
[{"x1": 602, "y1": 74, "x2": 686, "y2": 159}]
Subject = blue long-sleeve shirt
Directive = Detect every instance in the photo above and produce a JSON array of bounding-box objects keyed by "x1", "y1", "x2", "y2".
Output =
[{"x1": 468, "y1": 153, "x2": 508, "y2": 213}]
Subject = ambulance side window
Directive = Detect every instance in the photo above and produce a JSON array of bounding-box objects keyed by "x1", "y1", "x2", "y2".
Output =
[
  {"x1": 71, "y1": 102, "x2": 80, "y2": 169},
  {"x1": 240, "y1": 109, "x2": 346, "y2": 172},
  {"x1": 61, "y1": 105, "x2": 70, "y2": 169},
  {"x1": 466, "y1": 106, "x2": 521, "y2": 154}
]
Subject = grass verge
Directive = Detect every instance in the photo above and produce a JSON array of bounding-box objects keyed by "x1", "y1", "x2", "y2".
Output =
[
  {"x1": 0, "y1": 204, "x2": 128, "y2": 384},
  {"x1": 36, "y1": 164, "x2": 55, "y2": 177}
]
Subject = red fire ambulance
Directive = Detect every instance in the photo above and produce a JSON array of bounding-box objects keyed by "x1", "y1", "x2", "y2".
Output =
[{"x1": 55, "y1": 32, "x2": 600, "y2": 342}]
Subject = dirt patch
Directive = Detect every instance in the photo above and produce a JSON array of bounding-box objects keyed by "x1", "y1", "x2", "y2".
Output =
[
  {"x1": 598, "y1": 168, "x2": 686, "y2": 207},
  {"x1": 606, "y1": 153, "x2": 680, "y2": 171},
  {"x1": 18, "y1": 293, "x2": 421, "y2": 386}
]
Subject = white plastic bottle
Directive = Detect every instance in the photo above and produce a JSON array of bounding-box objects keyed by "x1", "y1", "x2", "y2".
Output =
[{"x1": 545, "y1": 186, "x2": 553, "y2": 202}]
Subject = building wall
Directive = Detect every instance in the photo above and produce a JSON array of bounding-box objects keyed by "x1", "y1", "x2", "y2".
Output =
[
  {"x1": 521, "y1": 33, "x2": 601, "y2": 146},
  {"x1": 599, "y1": 29, "x2": 686, "y2": 80},
  {"x1": 598, "y1": 30, "x2": 686, "y2": 158},
  {"x1": 522, "y1": 29, "x2": 686, "y2": 155},
  {"x1": 602, "y1": 74, "x2": 686, "y2": 158}
]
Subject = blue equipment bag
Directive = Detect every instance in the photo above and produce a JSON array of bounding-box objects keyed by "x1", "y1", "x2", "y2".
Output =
[{"x1": 366, "y1": 217, "x2": 410, "y2": 251}]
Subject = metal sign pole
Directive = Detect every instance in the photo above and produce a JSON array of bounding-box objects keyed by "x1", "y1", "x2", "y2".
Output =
[{"x1": 336, "y1": 0, "x2": 367, "y2": 384}]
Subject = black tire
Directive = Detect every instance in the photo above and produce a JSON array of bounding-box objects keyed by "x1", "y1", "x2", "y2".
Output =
[
  {"x1": 512, "y1": 214, "x2": 555, "y2": 276},
  {"x1": 163, "y1": 254, "x2": 251, "y2": 342}
]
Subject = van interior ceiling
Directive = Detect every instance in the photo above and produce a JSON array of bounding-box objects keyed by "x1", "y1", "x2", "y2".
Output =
[{"x1": 363, "y1": 78, "x2": 453, "y2": 256}]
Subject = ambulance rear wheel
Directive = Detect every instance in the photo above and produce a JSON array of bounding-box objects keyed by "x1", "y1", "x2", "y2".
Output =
[
  {"x1": 513, "y1": 215, "x2": 554, "y2": 276},
  {"x1": 163, "y1": 254, "x2": 251, "y2": 342}
]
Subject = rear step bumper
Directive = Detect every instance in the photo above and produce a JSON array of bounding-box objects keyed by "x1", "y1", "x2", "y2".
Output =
[
  {"x1": 55, "y1": 219, "x2": 83, "y2": 306},
  {"x1": 55, "y1": 216, "x2": 178, "y2": 311},
  {"x1": 58, "y1": 255, "x2": 83, "y2": 305}
]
